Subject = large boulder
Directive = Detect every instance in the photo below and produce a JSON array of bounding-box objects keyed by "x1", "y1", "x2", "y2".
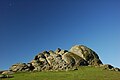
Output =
[{"x1": 69, "y1": 45, "x2": 103, "y2": 66}]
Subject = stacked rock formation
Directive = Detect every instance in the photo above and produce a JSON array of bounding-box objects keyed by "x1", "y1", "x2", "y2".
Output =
[{"x1": 9, "y1": 45, "x2": 103, "y2": 72}]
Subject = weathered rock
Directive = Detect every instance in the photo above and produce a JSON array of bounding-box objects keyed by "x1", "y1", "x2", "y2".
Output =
[
  {"x1": 69, "y1": 45, "x2": 103, "y2": 66},
  {"x1": 62, "y1": 52, "x2": 75, "y2": 66},
  {"x1": 100, "y1": 64, "x2": 114, "y2": 70},
  {"x1": 63, "y1": 52, "x2": 88, "y2": 66},
  {"x1": 2, "y1": 70, "x2": 14, "y2": 75},
  {"x1": 9, "y1": 45, "x2": 105, "y2": 72},
  {"x1": 0, "y1": 70, "x2": 7, "y2": 74},
  {"x1": 114, "y1": 68, "x2": 120, "y2": 71},
  {"x1": 9, "y1": 63, "x2": 29, "y2": 72},
  {"x1": 58, "y1": 50, "x2": 68, "y2": 55},
  {"x1": 99, "y1": 64, "x2": 120, "y2": 72},
  {"x1": 55, "y1": 48, "x2": 61, "y2": 54}
]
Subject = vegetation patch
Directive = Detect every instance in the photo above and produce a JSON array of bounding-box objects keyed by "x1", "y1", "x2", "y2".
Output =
[{"x1": 2, "y1": 66, "x2": 120, "y2": 80}]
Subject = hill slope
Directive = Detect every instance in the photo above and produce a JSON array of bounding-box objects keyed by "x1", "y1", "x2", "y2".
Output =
[
  {"x1": 3, "y1": 66, "x2": 120, "y2": 80},
  {"x1": 1, "y1": 45, "x2": 120, "y2": 79}
]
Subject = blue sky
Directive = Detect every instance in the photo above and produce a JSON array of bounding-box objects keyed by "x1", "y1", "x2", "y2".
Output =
[{"x1": 0, "y1": 0, "x2": 120, "y2": 70}]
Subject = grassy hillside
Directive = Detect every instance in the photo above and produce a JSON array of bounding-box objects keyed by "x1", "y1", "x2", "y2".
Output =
[{"x1": 2, "y1": 66, "x2": 120, "y2": 80}]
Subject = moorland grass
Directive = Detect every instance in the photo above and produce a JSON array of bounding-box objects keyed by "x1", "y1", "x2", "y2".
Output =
[{"x1": 2, "y1": 66, "x2": 120, "y2": 80}]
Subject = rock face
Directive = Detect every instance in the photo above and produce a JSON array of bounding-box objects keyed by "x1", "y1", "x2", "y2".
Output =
[
  {"x1": 9, "y1": 63, "x2": 30, "y2": 72},
  {"x1": 69, "y1": 45, "x2": 103, "y2": 66},
  {"x1": 9, "y1": 45, "x2": 103, "y2": 72}
]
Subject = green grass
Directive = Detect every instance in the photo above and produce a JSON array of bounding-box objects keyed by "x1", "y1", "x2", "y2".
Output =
[{"x1": 2, "y1": 66, "x2": 120, "y2": 80}]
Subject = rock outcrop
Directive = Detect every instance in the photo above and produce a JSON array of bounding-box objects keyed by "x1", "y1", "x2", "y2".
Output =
[
  {"x1": 99, "y1": 64, "x2": 120, "y2": 71},
  {"x1": 9, "y1": 45, "x2": 103, "y2": 72},
  {"x1": 69, "y1": 45, "x2": 103, "y2": 66}
]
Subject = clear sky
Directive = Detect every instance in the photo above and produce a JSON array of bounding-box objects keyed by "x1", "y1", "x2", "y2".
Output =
[{"x1": 0, "y1": 0, "x2": 120, "y2": 70}]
